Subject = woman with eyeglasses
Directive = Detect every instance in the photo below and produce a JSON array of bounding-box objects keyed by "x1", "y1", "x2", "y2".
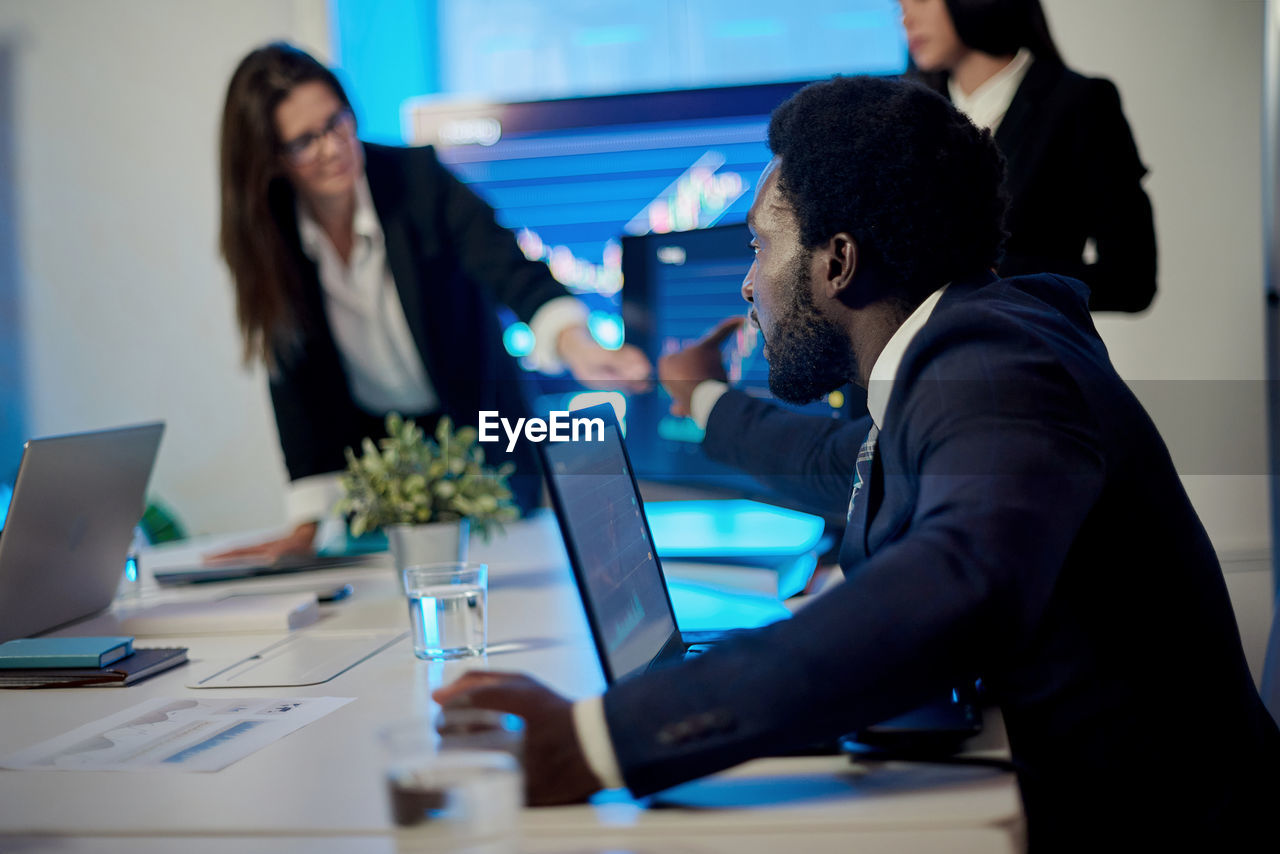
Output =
[
  {"x1": 215, "y1": 42, "x2": 651, "y2": 561},
  {"x1": 901, "y1": 0, "x2": 1156, "y2": 313}
]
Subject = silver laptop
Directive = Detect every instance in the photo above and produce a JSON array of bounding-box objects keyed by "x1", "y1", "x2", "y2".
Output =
[{"x1": 0, "y1": 422, "x2": 164, "y2": 642}]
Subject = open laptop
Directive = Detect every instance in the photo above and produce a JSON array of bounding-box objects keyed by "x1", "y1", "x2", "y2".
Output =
[
  {"x1": 0, "y1": 422, "x2": 164, "y2": 642},
  {"x1": 539, "y1": 404, "x2": 752, "y2": 682},
  {"x1": 539, "y1": 403, "x2": 981, "y2": 755}
]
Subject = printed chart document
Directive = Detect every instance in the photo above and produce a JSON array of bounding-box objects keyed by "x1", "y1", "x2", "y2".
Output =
[{"x1": 0, "y1": 696, "x2": 352, "y2": 772}]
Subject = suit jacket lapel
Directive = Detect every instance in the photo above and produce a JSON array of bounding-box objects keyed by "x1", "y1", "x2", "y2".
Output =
[
  {"x1": 270, "y1": 179, "x2": 338, "y2": 365},
  {"x1": 838, "y1": 272, "x2": 996, "y2": 571},
  {"x1": 994, "y1": 59, "x2": 1064, "y2": 205},
  {"x1": 363, "y1": 145, "x2": 439, "y2": 383}
]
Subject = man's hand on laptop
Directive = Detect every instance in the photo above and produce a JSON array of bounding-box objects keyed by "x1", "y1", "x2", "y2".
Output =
[
  {"x1": 204, "y1": 521, "x2": 318, "y2": 565},
  {"x1": 433, "y1": 671, "x2": 603, "y2": 805},
  {"x1": 658, "y1": 316, "x2": 742, "y2": 417}
]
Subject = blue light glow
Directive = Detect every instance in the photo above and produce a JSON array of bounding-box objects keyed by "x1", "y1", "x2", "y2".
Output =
[
  {"x1": 587, "y1": 311, "x2": 625, "y2": 350},
  {"x1": 657, "y1": 416, "x2": 706, "y2": 444},
  {"x1": 333, "y1": 1, "x2": 906, "y2": 133},
  {"x1": 330, "y1": 0, "x2": 439, "y2": 145},
  {"x1": 572, "y1": 25, "x2": 647, "y2": 47},
  {"x1": 667, "y1": 578, "x2": 791, "y2": 631},
  {"x1": 502, "y1": 321, "x2": 535, "y2": 357},
  {"x1": 713, "y1": 18, "x2": 785, "y2": 39},
  {"x1": 645, "y1": 499, "x2": 825, "y2": 558}
]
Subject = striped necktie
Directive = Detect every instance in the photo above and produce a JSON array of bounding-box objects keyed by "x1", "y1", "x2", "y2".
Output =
[{"x1": 840, "y1": 424, "x2": 879, "y2": 567}]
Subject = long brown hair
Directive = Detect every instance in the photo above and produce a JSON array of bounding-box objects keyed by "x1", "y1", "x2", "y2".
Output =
[{"x1": 218, "y1": 42, "x2": 353, "y2": 365}]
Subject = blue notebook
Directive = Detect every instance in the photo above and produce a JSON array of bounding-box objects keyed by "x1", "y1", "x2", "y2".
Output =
[{"x1": 0, "y1": 636, "x2": 134, "y2": 669}]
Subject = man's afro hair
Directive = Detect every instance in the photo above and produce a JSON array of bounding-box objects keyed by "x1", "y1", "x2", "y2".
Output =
[{"x1": 768, "y1": 75, "x2": 1008, "y2": 299}]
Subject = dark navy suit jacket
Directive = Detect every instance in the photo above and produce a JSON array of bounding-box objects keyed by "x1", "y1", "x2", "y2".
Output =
[
  {"x1": 265, "y1": 143, "x2": 564, "y2": 509},
  {"x1": 603, "y1": 273, "x2": 1278, "y2": 849}
]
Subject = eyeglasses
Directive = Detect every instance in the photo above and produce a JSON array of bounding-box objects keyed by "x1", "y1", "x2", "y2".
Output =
[{"x1": 279, "y1": 108, "x2": 356, "y2": 166}]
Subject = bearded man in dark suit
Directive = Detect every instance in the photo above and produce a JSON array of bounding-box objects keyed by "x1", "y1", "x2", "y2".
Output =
[{"x1": 437, "y1": 75, "x2": 1280, "y2": 851}]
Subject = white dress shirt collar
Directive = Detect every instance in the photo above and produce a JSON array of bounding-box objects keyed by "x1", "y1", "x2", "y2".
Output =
[
  {"x1": 866, "y1": 285, "x2": 949, "y2": 429},
  {"x1": 297, "y1": 173, "x2": 381, "y2": 260},
  {"x1": 948, "y1": 48, "x2": 1033, "y2": 133}
]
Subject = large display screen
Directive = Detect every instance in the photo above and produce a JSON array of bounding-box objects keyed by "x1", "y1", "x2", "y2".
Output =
[
  {"x1": 621, "y1": 222, "x2": 861, "y2": 492},
  {"x1": 406, "y1": 80, "x2": 811, "y2": 350}
]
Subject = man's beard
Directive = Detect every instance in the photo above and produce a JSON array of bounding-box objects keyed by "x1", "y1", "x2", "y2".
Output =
[{"x1": 765, "y1": 252, "x2": 859, "y2": 404}]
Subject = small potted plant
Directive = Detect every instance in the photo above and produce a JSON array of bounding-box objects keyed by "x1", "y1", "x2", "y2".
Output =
[{"x1": 336, "y1": 413, "x2": 519, "y2": 571}]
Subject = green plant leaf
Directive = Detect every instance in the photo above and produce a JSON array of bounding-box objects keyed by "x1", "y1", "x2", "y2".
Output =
[{"x1": 337, "y1": 412, "x2": 519, "y2": 537}]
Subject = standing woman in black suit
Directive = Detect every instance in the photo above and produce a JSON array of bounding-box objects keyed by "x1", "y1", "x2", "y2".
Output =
[
  {"x1": 215, "y1": 43, "x2": 650, "y2": 560},
  {"x1": 901, "y1": 0, "x2": 1157, "y2": 312}
]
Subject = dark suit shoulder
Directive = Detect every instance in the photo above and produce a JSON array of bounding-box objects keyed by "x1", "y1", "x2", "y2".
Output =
[
  {"x1": 362, "y1": 142, "x2": 450, "y2": 209},
  {"x1": 1004, "y1": 61, "x2": 1126, "y2": 133},
  {"x1": 362, "y1": 141, "x2": 443, "y2": 170},
  {"x1": 361, "y1": 142, "x2": 474, "y2": 266},
  {"x1": 928, "y1": 274, "x2": 1095, "y2": 347},
  {"x1": 1022, "y1": 66, "x2": 1136, "y2": 150},
  {"x1": 1048, "y1": 70, "x2": 1148, "y2": 188},
  {"x1": 890, "y1": 277, "x2": 1105, "y2": 418},
  {"x1": 1053, "y1": 71, "x2": 1131, "y2": 137},
  {"x1": 1019, "y1": 61, "x2": 1108, "y2": 105}
]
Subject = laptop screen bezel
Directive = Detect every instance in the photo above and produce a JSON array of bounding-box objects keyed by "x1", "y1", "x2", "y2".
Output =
[{"x1": 536, "y1": 403, "x2": 686, "y2": 685}]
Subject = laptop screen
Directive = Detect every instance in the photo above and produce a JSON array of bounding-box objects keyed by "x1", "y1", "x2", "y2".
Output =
[{"x1": 540, "y1": 405, "x2": 679, "y2": 682}]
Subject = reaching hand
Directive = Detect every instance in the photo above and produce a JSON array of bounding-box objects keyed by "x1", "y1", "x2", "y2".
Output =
[
  {"x1": 433, "y1": 671, "x2": 603, "y2": 806},
  {"x1": 203, "y1": 521, "x2": 318, "y2": 565},
  {"x1": 557, "y1": 325, "x2": 653, "y2": 393},
  {"x1": 658, "y1": 316, "x2": 744, "y2": 417}
]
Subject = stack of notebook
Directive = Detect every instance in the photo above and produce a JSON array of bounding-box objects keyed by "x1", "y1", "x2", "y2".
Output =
[{"x1": 0, "y1": 636, "x2": 188, "y2": 688}]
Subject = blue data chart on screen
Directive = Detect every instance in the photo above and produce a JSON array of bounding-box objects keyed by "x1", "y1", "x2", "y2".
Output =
[
  {"x1": 407, "y1": 82, "x2": 813, "y2": 335},
  {"x1": 444, "y1": 117, "x2": 769, "y2": 278},
  {"x1": 544, "y1": 424, "x2": 677, "y2": 681}
]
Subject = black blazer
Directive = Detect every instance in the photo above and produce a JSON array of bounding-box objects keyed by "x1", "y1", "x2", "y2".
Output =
[
  {"x1": 943, "y1": 60, "x2": 1158, "y2": 312},
  {"x1": 266, "y1": 143, "x2": 568, "y2": 509},
  {"x1": 604, "y1": 273, "x2": 1278, "y2": 849}
]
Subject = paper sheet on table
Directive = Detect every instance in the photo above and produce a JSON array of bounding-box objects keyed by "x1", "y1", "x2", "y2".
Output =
[{"x1": 0, "y1": 696, "x2": 352, "y2": 772}]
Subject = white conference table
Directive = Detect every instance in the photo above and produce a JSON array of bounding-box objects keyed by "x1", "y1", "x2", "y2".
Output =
[{"x1": 0, "y1": 512, "x2": 1024, "y2": 853}]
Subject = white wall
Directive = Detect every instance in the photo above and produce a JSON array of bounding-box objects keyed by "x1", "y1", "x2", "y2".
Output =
[
  {"x1": 0, "y1": 1, "x2": 1272, "y2": 557},
  {"x1": 1044, "y1": 0, "x2": 1270, "y2": 554},
  {"x1": 0, "y1": 0, "x2": 329, "y2": 535}
]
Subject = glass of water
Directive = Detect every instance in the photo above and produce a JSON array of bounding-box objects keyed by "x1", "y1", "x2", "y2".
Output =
[
  {"x1": 403, "y1": 562, "x2": 488, "y2": 660},
  {"x1": 379, "y1": 718, "x2": 522, "y2": 847}
]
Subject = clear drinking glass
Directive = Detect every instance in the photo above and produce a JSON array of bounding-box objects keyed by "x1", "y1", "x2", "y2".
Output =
[
  {"x1": 378, "y1": 718, "x2": 522, "y2": 847},
  {"x1": 402, "y1": 562, "x2": 488, "y2": 660}
]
